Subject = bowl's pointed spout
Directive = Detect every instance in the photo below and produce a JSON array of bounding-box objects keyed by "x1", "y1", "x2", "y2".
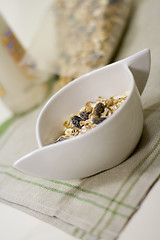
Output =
[{"x1": 123, "y1": 49, "x2": 151, "y2": 95}]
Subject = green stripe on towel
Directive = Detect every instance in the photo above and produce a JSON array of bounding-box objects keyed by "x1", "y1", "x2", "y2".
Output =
[
  {"x1": 0, "y1": 171, "x2": 128, "y2": 219},
  {"x1": 87, "y1": 136, "x2": 160, "y2": 238},
  {"x1": 98, "y1": 148, "x2": 160, "y2": 237},
  {"x1": 0, "y1": 164, "x2": 135, "y2": 210}
]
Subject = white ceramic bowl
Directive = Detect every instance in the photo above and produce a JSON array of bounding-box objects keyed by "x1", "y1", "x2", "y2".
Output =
[{"x1": 14, "y1": 49, "x2": 151, "y2": 180}]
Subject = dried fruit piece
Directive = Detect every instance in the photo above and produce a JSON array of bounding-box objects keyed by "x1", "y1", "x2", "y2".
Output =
[
  {"x1": 94, "y1": 102, "x2": 105, "y2": 116},
  {"x1": 92, "y1": 117, "x2": 106, "y2": 124},
  {"x1": 71, "y1": 115, "x2": 82, "y2": 128},
  {"x1": 80, "y1": 111, "x2": 90, "y2": 120}
]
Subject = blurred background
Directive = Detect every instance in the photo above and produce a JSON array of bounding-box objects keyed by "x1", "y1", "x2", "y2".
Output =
[{"x1": 0, "y1": 0, "x2": 133, "y2": 122}]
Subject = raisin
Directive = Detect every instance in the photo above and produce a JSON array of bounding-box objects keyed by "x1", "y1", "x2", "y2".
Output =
[
  {"x1": 71, "y1": 115, "x2": 82, "y2": 128},
  {"x1": 80, "y1": 111, "x2": 90, "y2": 120},
  {"x1": 92, "y1": 117, "x2": 106, "y2": 124},
  {"x1": 94, "y1": 102, "x2": 105, "y2": 116}
]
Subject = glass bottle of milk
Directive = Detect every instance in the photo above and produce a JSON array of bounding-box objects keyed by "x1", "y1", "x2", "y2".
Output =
[{"x1": 0, "y1": 1, "x2": 56, "y2": 114}]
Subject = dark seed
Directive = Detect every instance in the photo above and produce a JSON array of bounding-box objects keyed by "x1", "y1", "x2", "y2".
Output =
[
  {"x1": 71, "y1": 115, "x2": 82, "y2": 128},
  {"x1": 80, "y1": 111, "x2": 90, "y2": 121},
  {"x1": 92, "y1": 117, "x2": 106, "y2": 124},
  {"x1": 94, "y1": 102, "x2": 105, "y2": 116}
]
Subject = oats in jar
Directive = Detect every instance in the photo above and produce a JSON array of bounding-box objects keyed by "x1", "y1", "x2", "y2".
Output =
[{"x1": 55, "y1": 92, "x2": 128, "y2": 143}]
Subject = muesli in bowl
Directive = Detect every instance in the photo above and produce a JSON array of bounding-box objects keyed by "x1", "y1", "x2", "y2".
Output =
[{"x1": 55, "y1": 93, "x2": 128, "y2": 143}]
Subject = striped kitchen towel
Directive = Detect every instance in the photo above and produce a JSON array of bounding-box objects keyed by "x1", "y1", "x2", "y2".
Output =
[
  {"x1": 0, "y1": 104, "x2": 160, "y2": 240},
  {"x1": 0, "y1": 0, "x2": 160, "y2": 239}
]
